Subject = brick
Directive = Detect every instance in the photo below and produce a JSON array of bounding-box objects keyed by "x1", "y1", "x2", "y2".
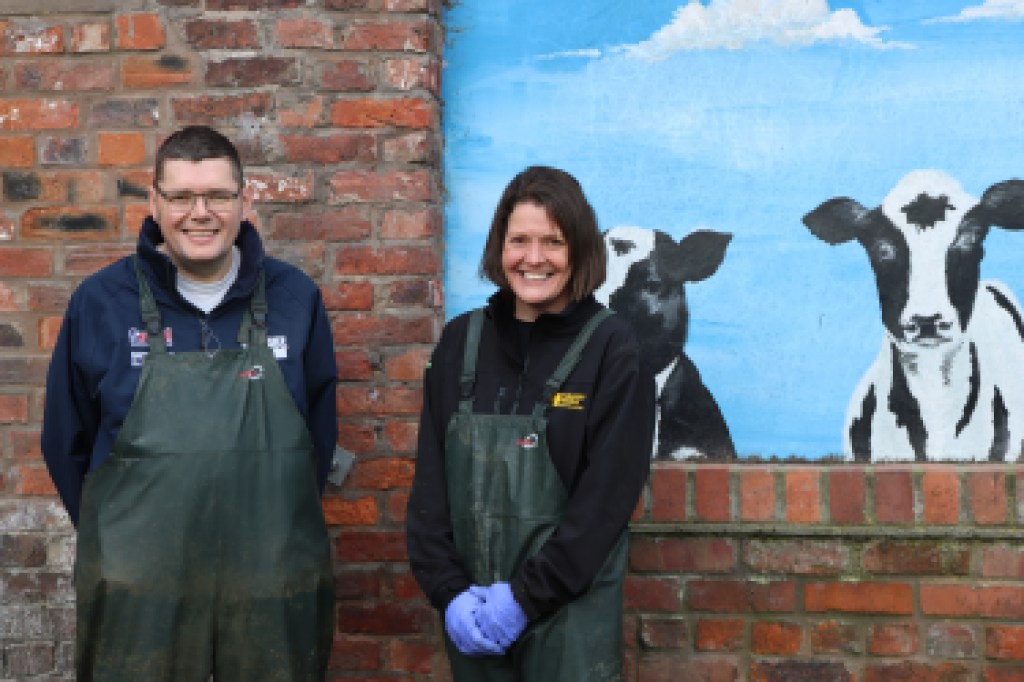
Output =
[
  {"x1": 335, "y1": 529, "x2": 407, "y2": 562},
  {"x1": 640, "y1": 616, "x2": 689, "y2": 650},
  {"x1": 786, "y1": 468, "x2": 821, "y2": 522},
  {"x1": 275, "y1": 18, "x2": 334, "y2": 48},
  {"x1": 335, "y1": 602, "x2": 429, "y2": 635},
  {"x1": 0, "y1": 21, "x2": 63, "y2": 55},
  {"x1": 10, "y1": 429, "x2": 41, "y2": 461},
  {"x1": 122, "y1": 55, "x2": 193, "y2": 88},
  {"x1": 3, "y1": 171, "x2": 40, "y2": 201},
  {"x1": 0, "y1": 394, "x2": 29, "y2": 423},
  {"x1": 640, "y1": 654, "x2": 738, "y2": 682},
  {"x1": 989, "y1": 626, "x2": 1024, "y2": 660},
  {"x1": 752, "y1": 621, "x2": 801, "y2": 655},
  {"x1": 207, "y1": 0, "x2": 302, "y2": 8},
  {"x1": 0, "y1": 357, "x2": 49, "y2": 384},
  {"x1": 206, "y1": 57, "x2": 299, "y2": 87},
  {"x1": 63, "y1": 245, "x2": 134, "y2": 275},
  {"x1": 324, "y1": 281, "x2": 374, "y2": 311},
  {"x1": 695, "y1": 466, "x2": 730, "y2": 521},
  {"x1": 71, "y1": 23, "x2": 111, "y2": 52},
  {"x1": 172, "y1": 92, "x2": 273, "y2": 124},
  {"x1": 983, "y1": 546, "x2": 1024, "y2": 578},
  {"x1": 922, "y1": 468, "x2": 959, "y2": 523},
  {"x1": 281, "y1": 133, "x2": 375, "y2": 164},
  {"x1": 0, "y1": 248, "x2": 52, "y2": 277},
  {"x1": 985, "y1": 668, "x2": 1024, "y2": 682},
  {"x1": 340, "y1": 19, "x2": 431, "y2": 51},
  {"x1": 688, "y1": 579, "x2": 795, "y2": 613},
  {"x1": 116, "y1": 13, "x2": 166, "y2": 50},
  {"x1": 273, "y1": 208, "x2": 372, "y2": 243},
  {"x1": 751, "y1": 661, "x2": 853, "y2": 682},
  {"x1": 828, "y1": 468, "x2": 865, "y2": 523},
  {"x1": 805, "y1": 582, "x2": 913, "y2": 615},
  {"x1": 338, "y1": 423, "x2": 375, "y2": 454},
  {"x1": 388, "y1": 638, "x2": 434, "y2": 674},
  {"x1": 329, "y1": 169, "x2": 433, "y2": 203},
  {"x1": 98, "y1": 132, "x2": 146, "y2": 166},
  {"x1": 623, "y1": 575, "x2": 683, "y2": 612},
  {"x1": 383, "y1": 56, "x2": 440, "y2": 93},
  {"x1": 4, "y1": 642, "x2": 56, "y2": 677},
  {"x1": 319, "y1": 59, "x2": 374, "y2": 91},
  {"x1": 28, "y1": 283, "x2": 73, "y2": 312},
  {"x1": 875, "y1": 469, "x2": 914, "y2": 523},
  {"x1": 347, "y1": 457, "x2": 414, "y2": 490},
  {"x1": 16, "y1": 465, "x2": 57, "y2": 495},
  {"x1": 21, "y1": 207, "x2": 118, "y2": 240},
  {"x1": 0, "y1": 281, "x2": 20, "y2": 311},
  {"x1": 970, "y1": 470, "x2": 1007, "y2": 524},
  {"x1": 331, "y1": 97, "x2": 435, "y2": 128},
  {"x1": 743, "y1": 540, "x2": 847, "y2": 575},
  {"x1": 332, "y1": 313, "x2": 433, "y2": 345},
  {"x1": 927, "y1": 622, "x2": 976, "y2": 658},
  {"x1": 0, "y1": 136, "x2": 34, "y2": 166},
  {"x1": 386, "y1": 280, "x2": 432, "y2": 306},
  {"x1": 90, "y1": 98, "x2": 159, "y2": 127},
  {"x1": 0, "y1": 213, "x2": 13, "y2": 241},
  {"x1": 40, "y1": 136, "x2": 87, "y2": 165},
  {"x1": 383, "y1": 129, "x2": 434, "y2": 164},
  {"x1": 184, "y1": 19, "x2": 259, "y2": 49},
  {"x1": 336, "y1": 246, "x2": 439, "y2": 276},
  {"x1": 390, "y1": 570, "x2": 424, "y2": 601},
  {"x1": 740, "y1": 467, "x2": 775, "y2": 521},
  {"x1": 330, "y1": 636, "x2": 380, "y2": 670},
  {"x1": 322, "y1": 495, "x2": 379, "y2": 525},
  {"x1": 809, "y1": 620, "x2": 860, "y2": 654},
  {"x1": 277, "y1": 94, "x2": 324, "y2": 127},
  {"x1": 336, "y1": 349, "x2": 373, "y2": 381},
  {"x1": 124, "y1": 204, "x2": 150, "y2": 234},
  {"x1": 922, "y1": 584, "x2": 1024, "y2": 618},
  {"x1": 0, "y1": 534, "x2": 47, "y2": 567},
  {"x1": 695, "y1": 618, "x2": 745, "y2": 651},
  {"x1": 862, "y1": 540, "x2": 970, "y2": 575},
  {"x1": 381, "y1": 207, "x2": 439, "y2": 239},
  {"x1": 385, "y1": 490, "x2": 408, "y2": 523},
  {"x1": 382, "y1": 421, "x2": 417, "y2": 455},
  {"x1": 16, "y1": 60, "x2": 115, "y2": 90},
  {"x1": 385, "y1": 347, "x2": 430, "y2": 382},
  {"x1": 0, "y1": 99, "x2": 79, "y2": 131},
  {"x1": 631, "y1": 536, "x2": 734, "y2": 573},
  {"x1": 0, "y1": 321, "x2": 24, "y2": 347},
  {"x1": 868, "y1": 621, "x2": 919, "y2": 656},
  {"x1": 246, "y1": 170, "x2": 314, "y2": 203},
  {"x1": 38, "y1": 315, "x2": 62, "y2": 351},
  {"x1": 334, "y1": 567, "x2": 382, "y2": 600}
]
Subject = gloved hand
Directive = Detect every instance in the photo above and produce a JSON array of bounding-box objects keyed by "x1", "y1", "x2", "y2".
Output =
[
  {"x1": 475, "y1": 582, "x2": 528, "y2": 650},
  {"x1": 445, "y1": 587, "x2": 504, "y2": 656}
]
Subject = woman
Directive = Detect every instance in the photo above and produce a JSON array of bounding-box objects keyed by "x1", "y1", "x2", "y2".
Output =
[{"x1": 406, "y1": 166, "x2": 655, "y2": 680}]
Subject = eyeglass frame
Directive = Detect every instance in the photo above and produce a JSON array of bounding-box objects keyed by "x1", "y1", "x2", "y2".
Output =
[{"x1": 152, "y1": 184, "x2": 243, "y2": 213}]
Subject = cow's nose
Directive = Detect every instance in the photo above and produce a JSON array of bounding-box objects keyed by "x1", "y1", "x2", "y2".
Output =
[{"x1": 903, "y1": 314, "x2": 944, "y2": 338}]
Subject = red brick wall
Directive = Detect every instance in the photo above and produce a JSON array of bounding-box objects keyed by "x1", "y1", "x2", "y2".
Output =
[{"x1": 3, "y1": 3, "x2": 1024, "y2": 682}]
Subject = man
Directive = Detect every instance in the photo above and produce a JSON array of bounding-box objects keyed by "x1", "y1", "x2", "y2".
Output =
[{"x1": 42, "y1": 125, "x2": 337, "y2": 681}]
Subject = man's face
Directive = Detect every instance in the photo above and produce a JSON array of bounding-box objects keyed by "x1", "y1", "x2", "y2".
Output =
[{"x1": 149, "y1": 157, "x2": 251, "y2": 282}]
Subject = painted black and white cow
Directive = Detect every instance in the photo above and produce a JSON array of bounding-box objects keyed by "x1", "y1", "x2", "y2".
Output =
[
  {"x1": 803, "y1": 170, "x2": 1024, "y2": 461},
  {"x1": 595, "y1": 225, "x2": 736, "y2": 460}
]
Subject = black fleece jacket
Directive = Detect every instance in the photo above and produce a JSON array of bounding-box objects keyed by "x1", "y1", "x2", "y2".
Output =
[{"x1": 406, "y1": 291, "x2": 655, "y2": 621}]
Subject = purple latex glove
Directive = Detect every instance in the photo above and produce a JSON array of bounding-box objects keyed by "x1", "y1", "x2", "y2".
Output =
[
  {"x1": 444, "y1": 587, "x2": 504, "y2": 656},
  {"x1": 475, "y1": 582, "x2": 528, "y2": 649}
]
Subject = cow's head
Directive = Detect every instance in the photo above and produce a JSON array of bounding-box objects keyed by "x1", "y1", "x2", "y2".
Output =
[
  {"x1": 803, "y1": 170, "x2": 1024, "y2": 351},
  {"x1": 595, "y1": 226, "x2": 731, "y2": 373}
]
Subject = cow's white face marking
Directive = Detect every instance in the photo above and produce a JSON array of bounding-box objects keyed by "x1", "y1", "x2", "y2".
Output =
[{"x1": 595, "y1": 225, "x2": 656, "y2": 306}]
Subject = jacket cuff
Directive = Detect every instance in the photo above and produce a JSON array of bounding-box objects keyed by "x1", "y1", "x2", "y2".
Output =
[{"x1": 510, "y1": 578, "x2": 541, "y2": 622}]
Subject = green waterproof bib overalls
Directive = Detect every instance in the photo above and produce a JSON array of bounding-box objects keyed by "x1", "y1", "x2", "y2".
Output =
[
  {"x1": 445, "y1": 308, "x2": 628, "y2": 682},
  {"x1": 74, "y1": 259, "x2": 335, "y2": 682}
]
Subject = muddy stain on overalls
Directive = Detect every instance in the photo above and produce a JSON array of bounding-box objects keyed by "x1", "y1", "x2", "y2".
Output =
[
  {"x1": 74, "y1": 259, "x2": 335, "y2": 682},
  {"x1": 445, "y1": 307, "x2": 627, "y2": 682}
]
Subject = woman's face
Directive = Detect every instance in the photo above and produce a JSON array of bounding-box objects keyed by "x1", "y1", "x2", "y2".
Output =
[{"x1": 501, "y1": 202, "x2": 572, "y2": 321}]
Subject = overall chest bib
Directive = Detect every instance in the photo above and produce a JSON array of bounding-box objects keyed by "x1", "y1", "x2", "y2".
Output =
[
  {"x1": 74, "y1": 259, "x2": 334, "y2": 682},
  {"x1": 444, "y1": 308, "x2": 628, "y2": 682}
]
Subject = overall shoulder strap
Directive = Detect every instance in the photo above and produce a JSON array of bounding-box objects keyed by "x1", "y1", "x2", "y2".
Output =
[
  {"x1": 458, "y1": 308, "x2": 485, "y2": 412},
  {"x1": 532, "y1": 308, "x2": 615, "y2": 418},
  {"x1": 236, "y1": 269, "x2": 267, "y2": 347},
  {"x1": 133, "y1": 256, "x2": 165, "y2": 353}
]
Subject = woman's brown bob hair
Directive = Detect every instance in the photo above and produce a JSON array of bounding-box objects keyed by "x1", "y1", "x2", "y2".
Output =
[{"x1": 479, "y1": 165, "x2": 606, "y2": 301}]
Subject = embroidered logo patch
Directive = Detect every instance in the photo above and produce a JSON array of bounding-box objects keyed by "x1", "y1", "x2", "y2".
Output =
[
  {"x1": 240, "y1": 365, "x2": 264, "y2": 381},
  {"x1": 267, "y1": 335, "x2": 288, "y2": 359},
  {"x1": 129, "y1": 327, "x2": 172, "y2": 347},
  {"x1": 516, "y1": 433, "x2": 539, "y2": 449},
  {"x1": 552, "y1": 392, "x2": 586, "y2": 410}
]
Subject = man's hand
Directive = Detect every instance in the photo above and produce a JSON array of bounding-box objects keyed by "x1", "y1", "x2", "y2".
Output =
[
  {"x1": 475, "y1": 582, "x2": 528, "y2": 649},
  {"x1": 444, "y1": 587, "x2": 504, "y2": 656}
]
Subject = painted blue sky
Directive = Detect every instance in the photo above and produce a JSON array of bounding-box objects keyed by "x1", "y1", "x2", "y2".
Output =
[{"x1": 442, "y1": 0, "x2": 1024, "y2": 458}]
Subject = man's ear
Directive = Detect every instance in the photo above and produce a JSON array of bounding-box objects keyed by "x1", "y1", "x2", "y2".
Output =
[{"x1": 241, "y1": 182, "x2": 256, "y2": 224}]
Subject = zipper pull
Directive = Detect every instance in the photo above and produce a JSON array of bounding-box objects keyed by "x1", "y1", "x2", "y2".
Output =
[{"x1": 199, "y1": 316, "x2": 221, "y2": 357}]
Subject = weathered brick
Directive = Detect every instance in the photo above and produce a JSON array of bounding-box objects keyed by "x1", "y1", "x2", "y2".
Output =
[
  {"x1": 382, "y1": 421, "x2": 417, "y2": 455},
  {"x1": 207, "y1": 0, "x2": 302, "y2": 8},
  {"x1": 116, "y1": 13, "x2": 166, "y2": 50},
  {"x1": 828, "y1": 468, "x2": 866, "y2": 523},
  {"x1": 172, "y1": 93, "x2": 272, "y2": 126},
  {"x1": 984, "y1": 667, "x2": 1024, "y2": 682},
  {"x1": 331, "y1": 97, "x2": 435, "y2": 128},
  {"x1": 983, "y1": 546, "x2": 1024, "y2": 578},
  {"x1": 786, "y1": 468, "x2": 821, "y2": 523},
  {"x1": 696, "y1": 618, "x2": 745, "y2": 651},
  {"x1": 39, "y1": 316, "x2": 63, "y2": 350},
  {"x1": 805, "y1": 582, "x2": 913, "y2": 615},
  {"x1": 28, "y1": 283, "x2": 73, "y2": 312},
  {"x1": 332, "y1": 313, "x2": 433, "y2": 345},
  {"x1": 322, "y1": 495, "x2": 379, "y2": 526},
  {"x1": 0, "y1": 321, "x2": 24, "y2": 347},
  {"x1": 275, "y1": 18, "x2": 334, "y2": 48},
  {"x1": 330, "y1": 636, "x2": 380, "y2": 670},
  {"x1": 631, "y1": 536, "x2": 734, "y2": 573},
  {"x1": 639, "y1": 654, "x2": 738, "y2": 682},
  {"x1": 922, "y1": 468, "x2": 960, "y2": 524},
  {"x1": 335, "y1": 349, "x2": 373, "y2": 381},
  {"x1": 0, "y1": 98, "x2": 79, "y2": 131},
  {"x1": 333, "y1": 567, "x2": 382, "y2": 600},
  {"x1": 16, "y1": 60, "x2": 115, "y2": 90},
  {"x1": 339, "y1": 19, "x2": 431, "y2": 51},
  {"x1": 875, "y1": 469, "x2": 914, "y2": 523},
  {"x1": 751, "y1": 660, "x2": 853, "y2": 682},
  {"x1": 864, "y1": 661, "x2": 971, "y2": 682},
  {"x1": 184, "y1": 18, "x2": 259, "y2": 49},
  {"x1": 63, "y1": 245, "x2": 134, "y2": 275},
  {"x1": 868, "y1": 621, "x2": 919, "y2": 656},
  {"x1": 383, "y1": 129, "x2": 434, "y2": 164},
  {"x1": 0, "y1": 394, "x2": 30, "y2": 423},
  {"x1": 90, "y1": 98, "x2": 159, "y2": 127},
  {"x1": 809, "y1": 620, "x2": 860, "y2": 654},
  {"x1": 329, "y1": 169, "x2": 433, "y2": 203},
  {"x1": 324, "y1": 280, "x2": 374, "y2": 311},
  {"x1": 335, "y1": 601, "x2": 429, "y2": 635},
  {"x1": 640, "y1": 616, "x2": 689, "y2": 650},
  {"x1": 334, "y1": 245, "x2": 438, "y2": 276},
  {"x1": 381, "y1": 207, "x2": 438, "y2": 239},
  {"x1": 9, "y1": 429, "x2": 41, "y2": 461},
  {"x1": 989, "y1": 626, "x2": 1024, "y2": 660},
  {"x1": 206, "y1": 57, "x2": 299, "y2": 87},
  {"x1": 695, "y1": 466, "x2": 730, "y2": 521},
  {"x1": 277, "y1": 94, "x2": 324, "y2": 127},
  {"x1": 927, "y1": 622, "x2": 976, "y2": 658},
  {"x1": 0, "y1": 136, "x2": 35, "y2": 166},
  {"x1": 623, "y1": 575, "x2": 683, "y2": 612},
  {"x1": 0, "y1": 21, "x2": 63, "y2": 55},
  {"x1": 385, "y1": 347, "x2": 430, "y2": 382},
  {"x1": 335, "y1": 530, "x2": 407, "y2": 563},
  {"x1": 388, "y1": 638, "x2": 434, "y2": 674},
  {"x1": 688, "y1": 579, "x2": 795, "y2": 613},
  {"x1": 339, "y1": 422, "x2": 376, "y2": 455},
  {"x1": 281, "y1": 133, "x2": 375, "y2": 164},
  {"x1": 98, "y1": 132, "x2": 147, "y2": 166},
  {"x1": 4, "y1": 642, "x2": 56, "y2": 677},
  {"x1": 122, "y1": 55, "x2": 193, "y2": 88},
  {"x1": 862, "y1": 540, "x2": 970, "y2": 575},
  {"x1": 0, "y1": 281, "x2": 20, "y2": 311},
  {"x1": 21, "y1": 207, "x2": 118, "y2": 240},
  {"x1": 0, "y1": 248, "x2": 52, "y2": 277},
  {"x1": 40, "y1": 136, "x2": 87, "y2": 165},
  {"x1": 386, "y1": 279, "x2": 431, "y2": 306},
  {"x1": 743, "y1": 540, "x2": 846, "y2": 575},
  {"x1": 383, "y1": 56, "x2": 440, "y2": 93},
  {"x1": 752, "y1": 621, "x2": 802, "y2": 655},
  {"x1": 970, "y1": 470, "x2": 1007, "y2": 524},
  {"x1": 740, "y1": 467, "x2": 775, "y2": 521},
  {"x1": 348, "y1": 457, "x2": 414, "y2": 490},
  {"x1": 319, "y1": 59, "x2": 375, "y2": 91},
  {"x1": 17, "y1": 464, "x2": 57, "y2": 495},
  {"x1": 337, "y1": 384, "x2": 422, "y2": 416},
  {"x1": 922, "y1": 584, "x2": 1024, "y2": 618},
  {"x1": 3, "y1": 171, "x2": 40, "y2": 201},
  {"x1": 71, "y1": 22, "x2": 111, "y2": 53},
  {"x1": 246, "y1": 170, "x2": 314, "y2": 203}
]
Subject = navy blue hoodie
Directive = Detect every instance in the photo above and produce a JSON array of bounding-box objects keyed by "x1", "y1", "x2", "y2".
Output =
[{"x1": 41, "y1": 216, "x2": 338, "y2": 526}]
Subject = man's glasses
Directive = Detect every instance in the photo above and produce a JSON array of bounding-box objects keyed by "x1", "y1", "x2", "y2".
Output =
[{"x1": 154, "y1": 185, "x2": 241, "y2": 213}]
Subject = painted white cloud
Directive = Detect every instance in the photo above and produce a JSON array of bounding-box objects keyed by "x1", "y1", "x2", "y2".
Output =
[
  {"x1": 537, "y1": 49, "x2": 603, "y2": 61},
  {"x1": 618, "y1": 0, "x2": 908, "y2": 60},
  {"x1": 927, "y1": 0, "x2": 1024, "y2": 23}
]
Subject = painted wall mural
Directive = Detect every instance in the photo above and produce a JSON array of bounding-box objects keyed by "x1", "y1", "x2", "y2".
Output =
[{"x1": 442, "y1": 0, "x2": 1024, "y2": 461}]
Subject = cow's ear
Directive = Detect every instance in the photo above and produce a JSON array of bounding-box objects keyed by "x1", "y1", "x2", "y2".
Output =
[
  {"x1": 803, "y1": 197, "x2": 868, "y2": 245},
  {"x1": 976, "y1": 179, "x2": 1024, "y2": 231},
  {"x1": 662, "y1": 230, "x2": 732, "y2": 283}
]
